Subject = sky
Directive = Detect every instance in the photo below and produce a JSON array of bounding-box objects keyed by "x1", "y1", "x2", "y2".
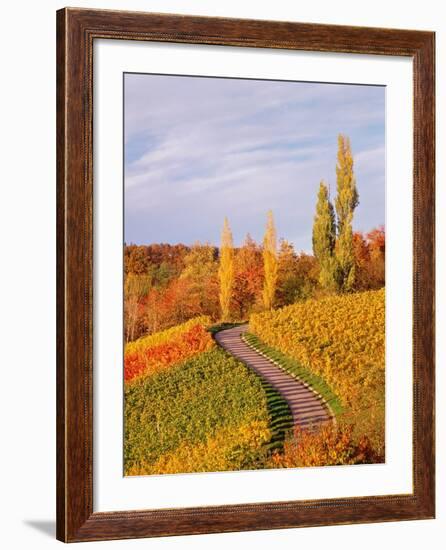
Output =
[{"x1": 124, "y1": 73, "x2": 385, "y2": 253}]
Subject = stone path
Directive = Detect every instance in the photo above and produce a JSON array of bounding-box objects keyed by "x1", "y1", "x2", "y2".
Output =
[{"x1": 214, "y1": 325, "x2": 331, "y2": 430}]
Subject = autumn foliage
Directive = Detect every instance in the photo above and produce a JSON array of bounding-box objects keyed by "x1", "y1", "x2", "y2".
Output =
[
  {"x1": 250, "y1": 289, "x2": 385, "y2": 453},
  {"x1": 270, "y1": 423, "x2": 381, "y2": 468},
  {"x1": 352, "y1": 227, "x2": 385, "y2": 290},
  {"x1": 127, "y1": 420, "x2": 272, "y2": 476},
  {"x1": 250, "y1": 289, "x2": 385, "y2": 408},
  {"x1": 262, "y1": 210, "x2": 278, "y2": 310},
  {"x1": 122, "y1": 132, "x2": 386, "y2": 475},
  {"x1": 334, "y1": 134, "x2": 359, "y2": 292},
  {"x1": 124, "y1": 227, "x2": 384, "y2": 344},
  {"x1": 218, "y1": 218, "x2": 234, "y2": 321},
  {"x1": 124, "y1": 348, "x2": 288, "y2": 475},
  {"x1": 124, "y1": 135, "x2": 384, "y2": 342},
  {"x1": 124, "y1": 317, "x2": 214, "y2": 382}
]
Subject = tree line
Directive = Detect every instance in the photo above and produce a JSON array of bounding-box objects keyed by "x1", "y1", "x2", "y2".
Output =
[{"x1": 124, "y1": 134, "x2": 385, "y2": 342}]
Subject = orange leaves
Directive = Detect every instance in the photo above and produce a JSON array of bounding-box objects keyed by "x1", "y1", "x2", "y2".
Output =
[
  {"x1": 270, "y1": 423, "x2": 381, "y2": 468},
  {"x1": 124, "y1": 322, "x2": 214, "y2": 382},
  {"x1": 353, "y1": 227, "x2": 385, "y2": 290},
  {"x1": 125, "y1": 315, "x2": 211, "y2": 354}
]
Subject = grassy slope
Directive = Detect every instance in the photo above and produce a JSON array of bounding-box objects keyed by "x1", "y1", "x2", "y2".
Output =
[
  {"x1": 124, "y1": 347, "x2": 292, "y2": 475},
  {"x1": 249, "y1": 289, "x2": 385, "y2": 454}
]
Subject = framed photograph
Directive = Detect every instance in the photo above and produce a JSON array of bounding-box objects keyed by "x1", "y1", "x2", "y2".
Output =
[{"x1": 56, "y1": 8, "x2": 435, "y2": 542}]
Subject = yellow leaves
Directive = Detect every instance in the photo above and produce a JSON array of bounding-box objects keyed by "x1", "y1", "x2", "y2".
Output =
[
  {"x1": 218, "y1": 217, "x2": 234, "y2": 321},
  {"x1": 250, "y1": 289, "x2": 385, "y2": 411},
  {"x1": 262, "y1": 210, "x2": 278, "y2": 310},
  {"x1": 271, "y1": 423, "x2": 381, "y2": 468},
  {"x1": 125, "y1": 315, "x2": 211, "y2": 355},
  {"x1": 125, "y1": 420, "x2": 271, "y2": 476}
]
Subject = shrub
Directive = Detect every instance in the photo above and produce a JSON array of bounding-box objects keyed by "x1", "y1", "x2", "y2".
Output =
[
  {"x1": 125, "y1": 315, "x2": 211, "y2": 354},
  {"x1": 124, "y1": 317, "x2": 214, "y2": 382},
  {"x1": 270, "y1": 423, "x2": 382, "y2": 468}
]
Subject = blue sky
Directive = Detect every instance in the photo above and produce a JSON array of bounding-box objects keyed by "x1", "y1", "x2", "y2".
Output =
[{"x1": 124, "y1": 73, "x2": 385, "y2": 252}]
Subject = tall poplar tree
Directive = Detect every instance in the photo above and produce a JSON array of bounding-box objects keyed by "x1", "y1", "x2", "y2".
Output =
[
  {"x1": 218, "y1": 217, "x2": 234, "y2": 321},
  {"x1": 334, "y1": 134, "x2": 359, "y2": 292},
  {"x1": 262, "y1": 210, "x2": 278, "y2": 310},
  {"x1": 312, "y1": 181, "x2": 337, "y2": 291}
]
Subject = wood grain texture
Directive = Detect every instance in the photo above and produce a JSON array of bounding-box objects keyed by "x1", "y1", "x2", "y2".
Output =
[{"x1": 56, "y1": 7, "x2": 435, "y2": 542}]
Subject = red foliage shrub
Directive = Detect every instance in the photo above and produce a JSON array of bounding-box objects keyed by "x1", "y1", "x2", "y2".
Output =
[
  {"x1": 124, "y1": 324, "x2": 214, "y2": 382},
  {"x1": 270, "y1": 423, "x2": 382, "y2": 468}
]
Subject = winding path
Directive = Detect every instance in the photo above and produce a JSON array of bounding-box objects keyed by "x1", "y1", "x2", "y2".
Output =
[{"x1": 214, "y1": 325, "x2": 331, "y2": 430}]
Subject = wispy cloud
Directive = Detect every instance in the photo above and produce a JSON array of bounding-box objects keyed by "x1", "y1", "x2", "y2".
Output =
[{"x1": 124, "y1": 74, "x2": 385, "y2": 251}]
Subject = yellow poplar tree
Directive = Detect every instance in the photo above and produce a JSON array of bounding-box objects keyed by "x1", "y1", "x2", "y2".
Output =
[
  {"x1": 218, "y1": 217, "x2": 234, "y2": 321},
  {"x1": 262, "y1": 210, "x2": 278, "y2": 310},
  {"x1": 334, "y1": 134, "x2": 359, "y2": 292}
]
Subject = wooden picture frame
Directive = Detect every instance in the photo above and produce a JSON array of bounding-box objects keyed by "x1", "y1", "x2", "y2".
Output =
[{"x1": 56, "y1": 7, "x2": 435, "y2": 542}]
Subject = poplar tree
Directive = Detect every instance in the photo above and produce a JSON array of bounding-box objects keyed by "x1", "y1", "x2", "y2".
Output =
[
  {"x1": 334, "y1": 134, "x2": 359, "y2": 292},
  {"x1": 218, "y1": 217, "x2": 234, "y2": 321},
  {"x1": 312, "y1": 181, "x2": 337, "y2": 291},
  {"x1": 262, "y1": 210, "x2": 278, "y2": 310}
]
